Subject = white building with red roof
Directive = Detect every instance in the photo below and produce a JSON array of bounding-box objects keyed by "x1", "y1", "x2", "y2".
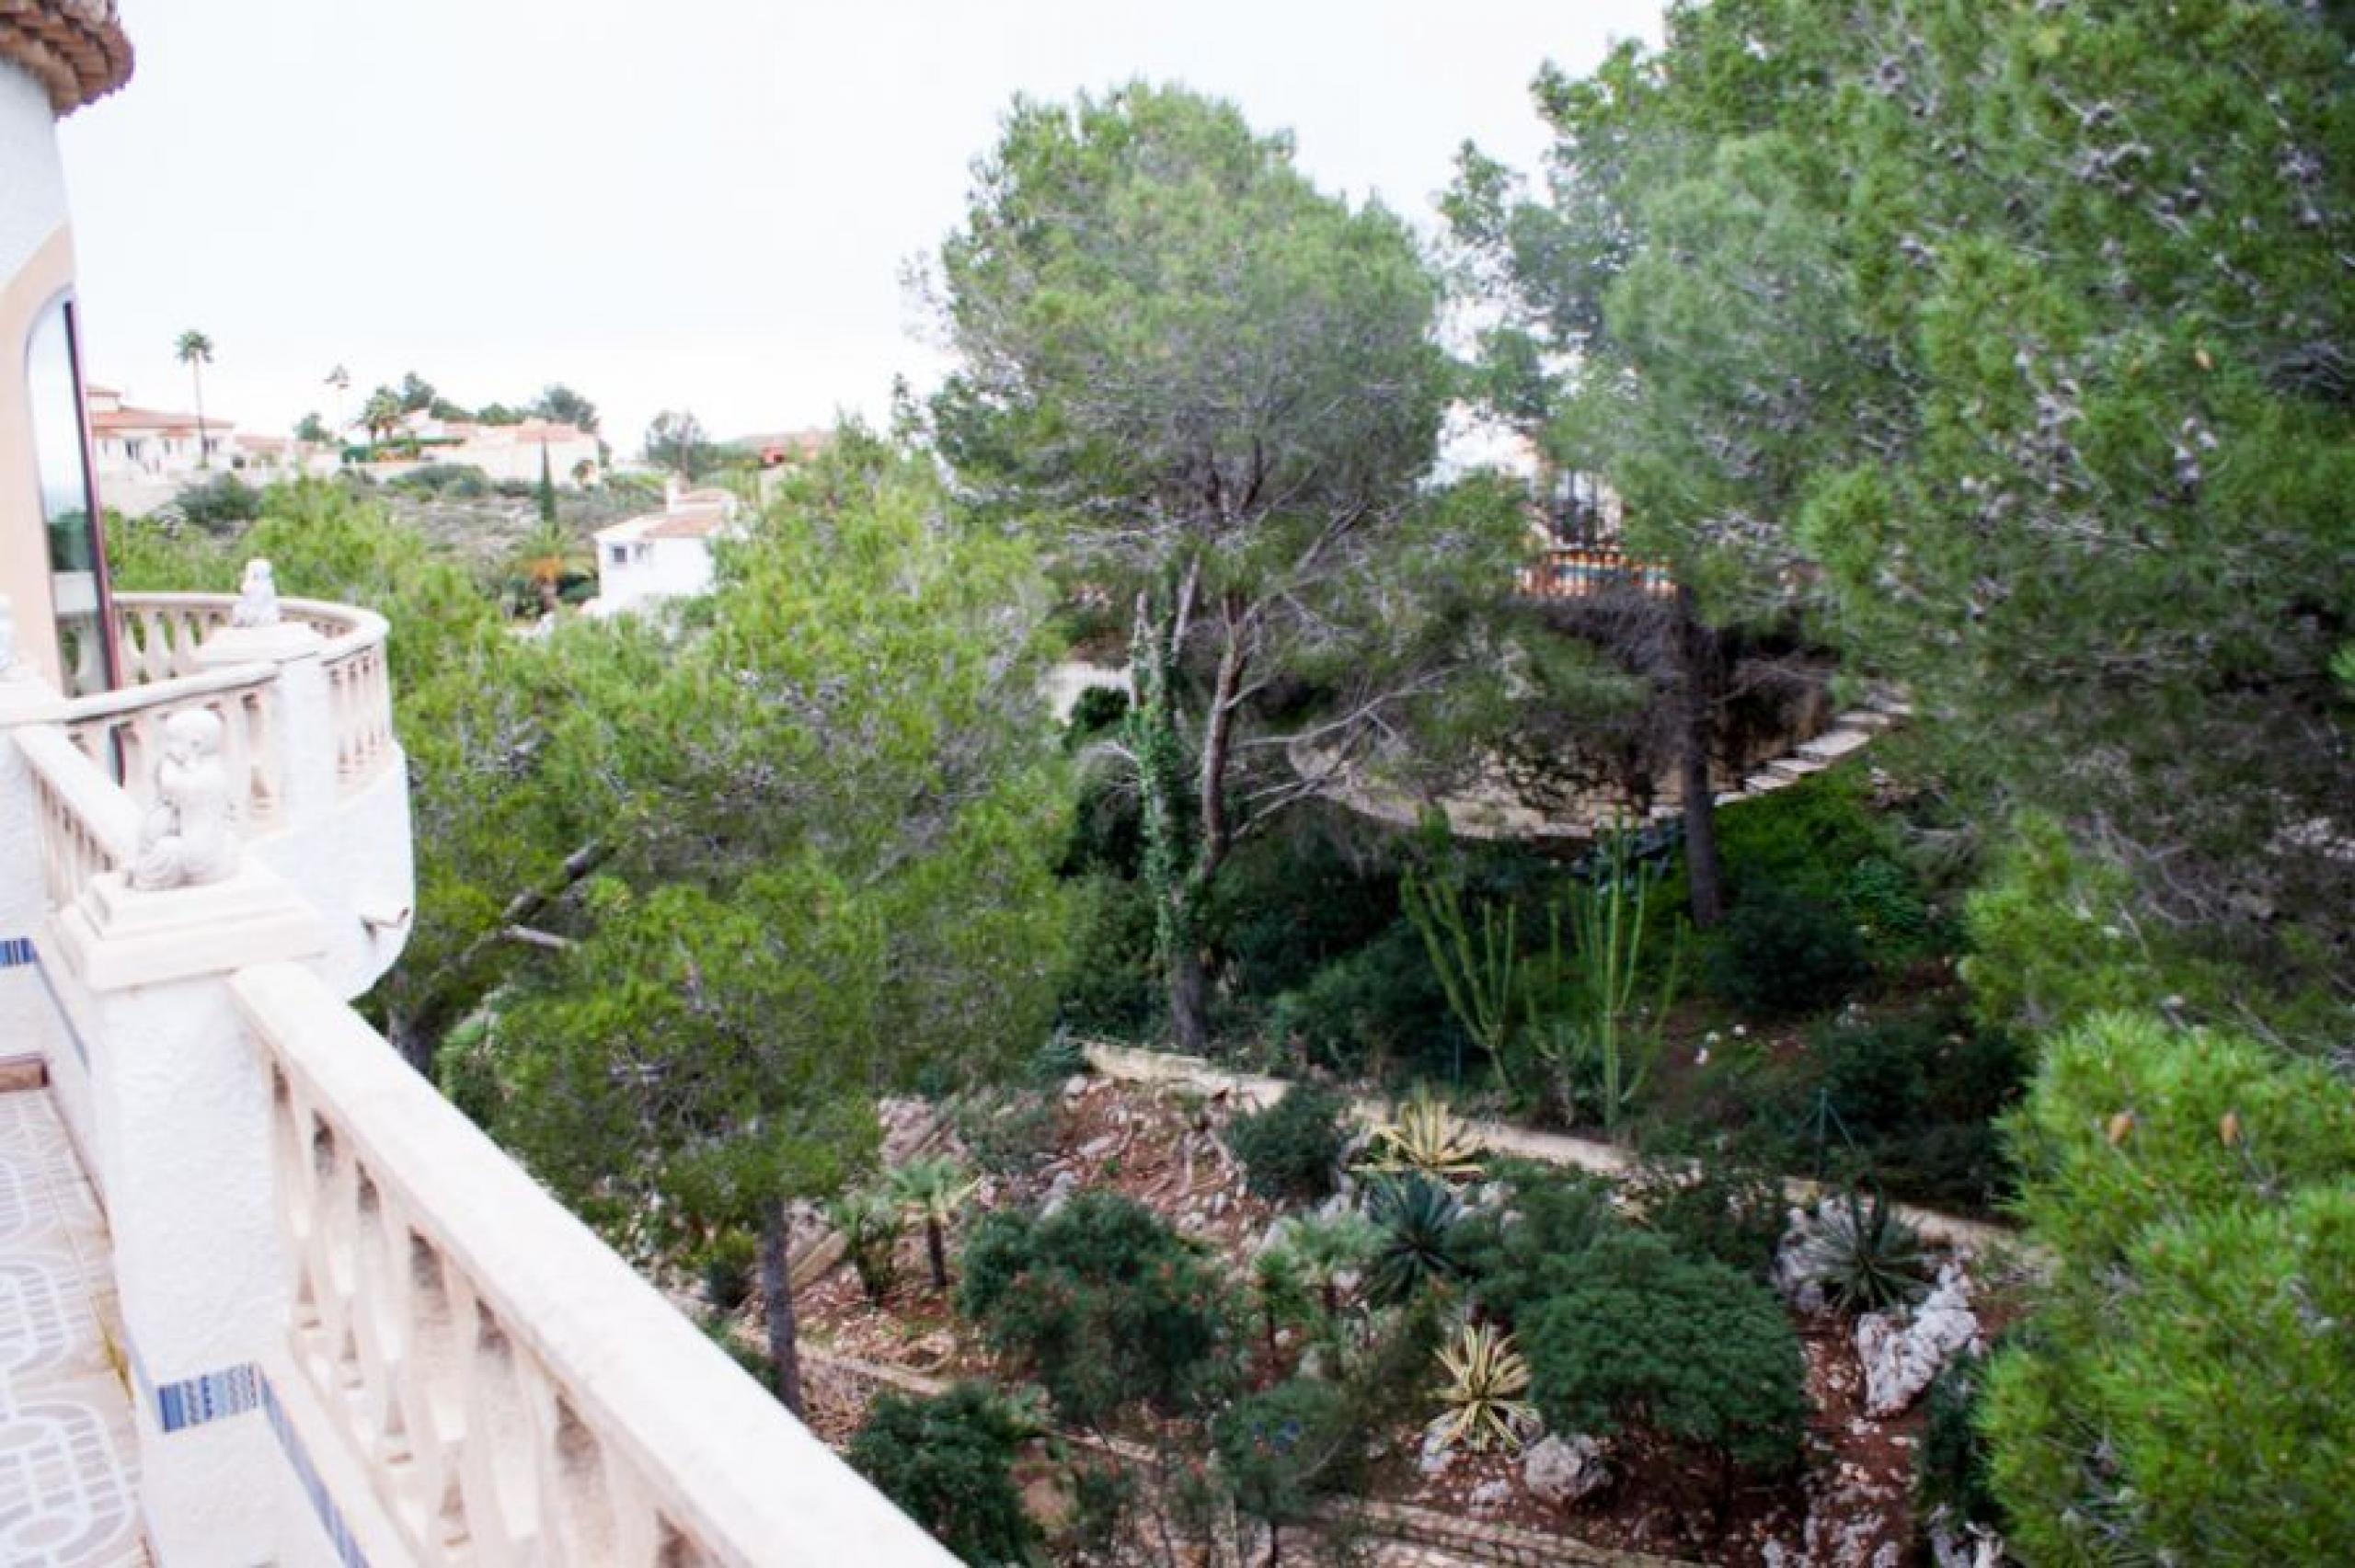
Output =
[
  {"x1": 85, "y1": 382, "x2": 231, "y2": 483},
  {"x1": 585, "y1": 479, "x2": 741, "y2": 617}
]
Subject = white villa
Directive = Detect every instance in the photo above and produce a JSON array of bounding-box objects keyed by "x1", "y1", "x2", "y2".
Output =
[
  {"x1": 585, "y1": 481, "x2": 741, "y2": 618},
  {"x1": 374, "y1": 411, "x2": 603, "y2": 486},
  {"x1": 1, "y1": 5, "x2": 947, "y2": 1562},
  {"x1": 86, "y1": 382, "x2": 232, "y2": 484}
]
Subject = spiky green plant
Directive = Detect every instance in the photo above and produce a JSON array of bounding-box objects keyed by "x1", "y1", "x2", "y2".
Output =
[
  {"x1": 889, "y1": 1156, "x2": 982, "y2": 1291},
  {"x1": 1263, "y1": 1212, "x2": 1383, "y2": 1322},
  {"x1": 1427, "y1": 1322, "x2": 1541, "y2": 1454},
  {"x1": 1357, "y1": 1087, "x2": 1485, "y2": 1183},
  {"x1": 1532, "y1": 826, "x2": 1683, "y2": 1138},
  {"x1": 1365, "y1": 1174, "x2": 1469, "y2": 1305},
  {"x1": 1794, "y1": 1190, "x2": 1930, "y2": 1315},
  {"x1": 1403, "y1": 869, "x2": 1520, "y2": 1091},
  {"x1": 824, "y1": 1187, "x2": 904, "y2": 1304}
]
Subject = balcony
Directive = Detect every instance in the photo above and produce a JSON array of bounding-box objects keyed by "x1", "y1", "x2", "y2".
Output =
[{"x1": 0, "y1": 577, "x2": 948, "y2": 1565}]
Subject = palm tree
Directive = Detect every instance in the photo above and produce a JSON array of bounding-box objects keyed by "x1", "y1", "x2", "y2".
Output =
[
  {"x1": 887, "y1": 1157, "x2": 979, "y2": 1292},
  {"x1": 511, "y1": 515, "x2": 585, "y2": 618},
  {"x1": 175, "y1": 330, "x2": 214, "y2": 467},
  {"x1": 360, "y1": 388, "x2": 403, "y2": 452}
]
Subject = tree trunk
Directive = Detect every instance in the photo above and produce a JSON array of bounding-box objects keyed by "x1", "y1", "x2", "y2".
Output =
[
  {"x1": 385, "y1": 1006, "x2": 432, "y2": 1077},
  {"x1": 760, "y1": 1204, "x2": 804, "y2": 1417},
  {"x1": 1672, "y1": 584, "x2": 1725, "y2": 929},
  {"x1": 925, "y1": 1217, "x2": 948, "y2": 1292},
  {"x1": 1167, "y1": 940, "x2": 1211, "y2": 1055}
]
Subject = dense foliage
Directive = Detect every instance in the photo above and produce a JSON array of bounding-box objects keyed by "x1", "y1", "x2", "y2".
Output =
[
  {"x1": 958, "y1": 1193, "x2": 1236, "y2": 1424},
  {"x1": 1520, "y1": 1231, "x2": 1808, "y2": 1478},
  {"x1": 846, "y1": 1383, "x2": 1040, "y2": 1564},
  {"x1": 1223, "y1": 1084, "x2": 1352, "y2": 1201}
]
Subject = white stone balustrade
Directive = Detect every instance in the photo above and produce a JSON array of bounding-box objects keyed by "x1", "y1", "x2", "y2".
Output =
[
  {"x1": 322, "y1": 633, "x2": 395, "y2": 794},
  {"x1": 235, "y1": 961, "x2": 952, "y2": 1568},
  {"x1": 13, "y1": 720, "x2": 138, "y2": 909},
  {"x1": 62, "y1": 659, "x2": 282, "y2": 824}
]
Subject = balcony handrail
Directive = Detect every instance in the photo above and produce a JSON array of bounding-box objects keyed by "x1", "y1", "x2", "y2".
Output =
[
  {"x1": 14, "y1": 722, "x2": 141, "y2": 910},
  {"x1": 57, "y1": 657, "x2": 279, "y2": 725},
  {"x1": 231, "y1": 960, "x2": 950, "y2": 1567}
]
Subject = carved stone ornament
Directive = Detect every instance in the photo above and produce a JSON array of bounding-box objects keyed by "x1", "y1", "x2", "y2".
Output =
[
  {"x1": 130, "y1": 707, "x2": 238, "y2": 890},
  {"x1": 231, "y1": 557, "x2": 281, "y2": 628}
]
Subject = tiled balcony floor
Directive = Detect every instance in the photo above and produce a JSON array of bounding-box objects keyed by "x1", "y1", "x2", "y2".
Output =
[{"x1": 0, "y1": 1090, "x2": 146, "y2": 1566}]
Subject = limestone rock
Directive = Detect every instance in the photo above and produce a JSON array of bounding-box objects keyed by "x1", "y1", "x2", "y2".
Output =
[
  {"x1": 1467, "y1": 1478, "x2": 1511, "y2": 1514},
  {"x1": 1856, "y1": 1264, "x2": 1981, "y2": 1417},
  {"x1": 1521, "y1": 1433, "x2": 1608, "y2": 1507},
  {"x1": 1039, "y1": 1169, "x2": 1080, "y2": 1218},
  {"x1": 1773, "y1": 1207, "x2": 1831, "y2": 1315}
]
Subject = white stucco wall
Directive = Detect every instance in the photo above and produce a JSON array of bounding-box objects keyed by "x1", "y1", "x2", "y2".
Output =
[
  {"x1": 0, "y1": 61, "x2": 69, "y2": 283},
  {"x1": 594, "y1": 534, "x2": 718, "y2": 614}
]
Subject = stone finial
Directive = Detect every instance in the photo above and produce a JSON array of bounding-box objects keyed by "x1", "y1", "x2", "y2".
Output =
[
  {"x1": 130, "y1": 708, "x2": 238, "y2": 890},
  {"x1": 230, "y1": 558, "x2": 281, "y2": 628}
]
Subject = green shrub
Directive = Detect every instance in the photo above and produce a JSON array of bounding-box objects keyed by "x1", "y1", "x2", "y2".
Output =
[
  {"x1": 1985, "y1": 1013, "x2": 2355, "y2": 1565},
  {"x1": 1266, "y1": 921, "x2": 1465, "y2": 1080},
  {"x1": 172, "y1": 472, "x2": 263, "y2": 532},
  {"x1": 1797, "y1": 1009, "x2": 2028, "y2": 1211},
  {"x1": 1521, "y1": 1230, "x2": 1808, "y2": 1477},
  {"x1": 1063, "y1": 682, "x2": 1130, "y2": 743},
  {"x1": 1623, "y1": 1139, "x2": 1787, "y2": 1279},
  {"x1": 696, "y1": 1230, "x2": 758, "y2": 1313},
  {"x1": 1704, "y1": 882, "x2": 1869, "y2": 1016},
  {"x1": 1053, "y1": 874, "x2": 1159, "y2": 1038},
  {"x1": 1224, "y1": 1084, "x2": 1352, "y2": 1201},
  {"x1": 1461, "y1": 1161, "x2": 1618, "y2": 1322},
  {"x1": 846, "y1": 1382, "x2": 1040, "y2": 1564},
  {"x1": 958, "y1": 1193, "x2": 1237, "y2": 1423},
  {"x1": 1364, "y1": 1174, "x2": 1470, "y2": 1306},
  {"x1": 1205, "y1": 816, "x2": 1407, "y2": 1005},
  {"x1": 1025, "y1": 1032, "x2": 1089, "y2": 1086},
  {"x1": 953, "y1": 1090, "x2": 1062, "y2": 1178},
  {"x1": 1212, "y1": 1378, "x2": 1364, "y2": 1542},
  {"x1": 823, "y1": 1188, "x2": 902, "y2": 1304},
  {"x1": 1915, "y1": 1352, "x2": 1999, "y2": 1539}
]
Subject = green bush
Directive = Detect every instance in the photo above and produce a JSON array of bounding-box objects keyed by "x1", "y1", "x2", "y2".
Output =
[
  {"x1": 1915, "y1": 1352, "x2": 2000, "y2": 1541},
  {"x1": 172, "y1": 472, "x2": 263, "y2": 532},
  {"x1": 1622, "y1": 1139, "x2": 1787, "y2": 1279},
  {"x1": 1266, "y1": 921, "x2": 1465, "y2": 1080},
  {"x1": 1204, "y1": 814, "x2": 1407, "y2": 1005},
  {"x1": 952, "y1": 1090, "x2": 1062, "y2": 1178},
  {"x1": 1224, "y1": 1084, "x2": 1352, "y2": 1201},
  {"x1": 1985, "y1": 1013, "x2": 2355, "y2": 1565},
  {"x1": 1212, "y1": 1377, "x2": 1364, "y2": 1541},
  {"x1": 958, "y1": 1193, "x2": 1237, "y2": 1423},
  {"x1": 696, "y1": 1229, "x2": 758, "y2": 1313},
  {"x1": 1521, "y1": 1230, "x2": 1808, "y2": 1477},
  {"x1": 1063, "y1": 682, "x2": 1130, "y2": 744},
  {"x1": 1461, "y1": 1161, "x2": 1619, "y2": 1322},
  {"x1": 1052, "y1": 874, "x2": 1159, "y2": 1038},
  {"x1": 846, "y1": 1382, "x2": 1040, "y2": 1564},
  {"x1": 1798, "y1": 1008, "x2": 2027, "y2": 1211},
  {"x1": 1704, "y1": 882, "x2": 1869, "y2": 1016}
]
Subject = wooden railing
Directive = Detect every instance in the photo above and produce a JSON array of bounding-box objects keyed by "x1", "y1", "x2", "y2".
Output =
[
  {"x1": 1515, "y1": 545, "x2": 1676, "y2": 602},
  {"x1": 14, "y1": 723, "x2": 140, "y2": 910},
  {"x1": 60, "y1": 662, "x2": 282, "y2": 827},
  {"x1": 232, "y1": 962, "x2": 950, "y2": 1567}
]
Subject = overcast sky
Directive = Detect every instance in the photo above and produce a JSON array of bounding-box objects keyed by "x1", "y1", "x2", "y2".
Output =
[{"x1": 59, "y1": 1, "x2": 1660, "y2": 452}]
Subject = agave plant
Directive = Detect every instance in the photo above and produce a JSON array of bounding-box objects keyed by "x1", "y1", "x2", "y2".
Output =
[
  {"x1": 823, "y1": 1187, "x2": 903, "y2": 1304},
  {"x1": 1795, "y1": 1189, "x2": 1931, "y2": 1314},
  {"x1": 888, "y1": 1156, "x2": 982, "y2": 1292},
  {"x1": 1357, "y1": 1087, "x2": 1485, "y2": 1182},
  {"x1": 1365, "y1": 1174, "x2": 1469, "y2": 1306},
  {"x1": 1426, "y1": 1322, "x2": 1541, "y2": 1454}
]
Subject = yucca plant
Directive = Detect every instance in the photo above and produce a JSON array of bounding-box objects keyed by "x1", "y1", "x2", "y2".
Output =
[
  {"x1": 1357, "y1": 1087, "x2": 1485, "y2": 1183},
  {"x1": 889, "y1": 1156, "x2": 982, "y2": 1292},
  {"x1": 1365, "y1": 1174, "x2": 1469, "y2": 1306},
  {"x1": 1426, "y1": 1322, "x2": 1542, "y2": 1454},
  {"x1": 823, "y1": 1187, "x2": 903, "y2": 1304},
  {"x1": 1794, "y1": 1189, "x2": 1931, "y2": 1315}
]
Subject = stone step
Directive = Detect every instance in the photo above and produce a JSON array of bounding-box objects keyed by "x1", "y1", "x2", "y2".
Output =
[
  {"x1": 1832, "y1": 707, "x2": 1895, "y2": 733},
  {"x1": 1798, "y1": 727, "x2": 1874, "y2": 764},
  {"x1": 1743, "y1": 771, "x2": 1796, "y2": 794},
  {"x1": 1766, "y1": 755, "x2": 1827, "y2": 783}
]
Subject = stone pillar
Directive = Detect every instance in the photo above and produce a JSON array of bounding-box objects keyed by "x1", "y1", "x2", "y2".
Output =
[
  {"x1": 46, "y1": 857, "x2": 325, "y2": 1564},
  {"x1": 0, "y1": 594, "x2": 67, "y2": 1076}
]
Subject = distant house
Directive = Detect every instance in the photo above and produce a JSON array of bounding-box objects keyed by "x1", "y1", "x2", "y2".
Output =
[
  {"x1": 86, "y1": 383, "x2": 231, "y2": 484},
  {"x1": 376, "y1": 410, "x2": 602, "y2": 486},
  {"x1": 740, "y1": 426, "x2": 829, "y2": 507},
  {"x1": 585, "y1": 480, "x2": 741, "y2": 617}
]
